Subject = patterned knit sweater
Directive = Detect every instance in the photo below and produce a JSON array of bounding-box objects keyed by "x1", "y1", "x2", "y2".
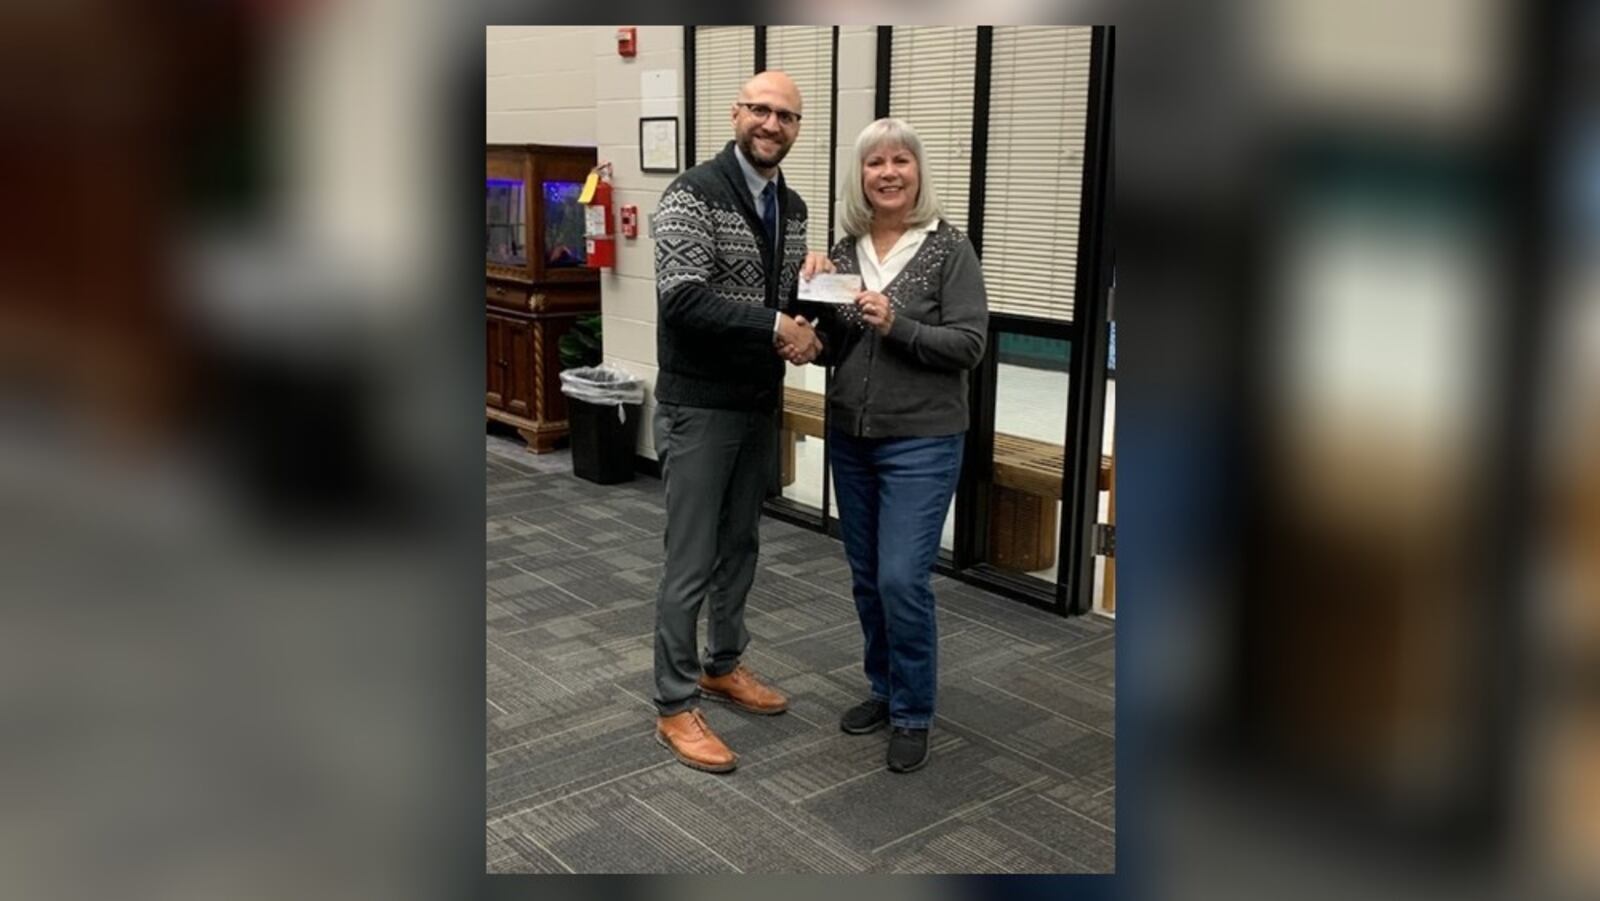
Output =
[{"x1": 652, "y1": 142, "x2": 809, "y2": 411}]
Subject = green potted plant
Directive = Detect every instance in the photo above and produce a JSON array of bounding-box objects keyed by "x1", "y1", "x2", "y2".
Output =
[{"x1": 558, "y1": 313, "x2": 603, "y2": 371}]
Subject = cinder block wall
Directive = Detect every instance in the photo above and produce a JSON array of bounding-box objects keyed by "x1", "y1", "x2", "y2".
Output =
[{"x1": 486, "y1": 26, "x2": 878, "y2": 459}]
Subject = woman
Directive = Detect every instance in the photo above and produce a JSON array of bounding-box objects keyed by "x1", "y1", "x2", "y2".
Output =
[{"x1": 790, "y1": 118, "x2": 988, "y2": 773}]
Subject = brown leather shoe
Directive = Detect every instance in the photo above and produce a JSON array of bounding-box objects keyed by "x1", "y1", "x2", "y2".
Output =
[
  {"x1": 698, "y1": 664, "x2": 789, "y2": 715},
  {"x1": 655, "y1": 709, "x2": 738, "y2": 773}
]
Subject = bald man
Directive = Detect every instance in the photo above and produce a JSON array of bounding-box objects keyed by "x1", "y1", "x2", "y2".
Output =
[{"x1": 649, "y1": 71, "x2": 826, "y2": 773}]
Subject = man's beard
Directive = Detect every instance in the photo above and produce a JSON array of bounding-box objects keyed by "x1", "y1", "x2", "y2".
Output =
[{"x1": 737, "y1": 130, "x2": 791, "y2": 168}]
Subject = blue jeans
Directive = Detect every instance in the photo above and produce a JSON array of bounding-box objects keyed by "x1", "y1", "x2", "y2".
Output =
[{"x1": 828, "y1": 430, "x2": 964, "y2": 729}]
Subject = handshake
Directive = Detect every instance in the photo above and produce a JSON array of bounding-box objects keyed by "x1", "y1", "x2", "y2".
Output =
[
  {"x1": 774, "y1": 251, "x2": 836, "y2": 366},
  {"x1": 775, "y1": 313, "x2": 821, "y2": 365}
]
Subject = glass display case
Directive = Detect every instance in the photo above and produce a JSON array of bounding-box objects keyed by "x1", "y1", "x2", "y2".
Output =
[
  {"x1": 541, "y1": 181, "x2": 586, "y2": 268},
  {"x1": 486, "y1": 178, "x2": 526, "y2": 265},
  {"x1": 484, "y1": 145, "x2": 601, "y2": 453}
]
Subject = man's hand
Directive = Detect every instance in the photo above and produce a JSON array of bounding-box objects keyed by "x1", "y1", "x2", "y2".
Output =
[
  {"x1": 775, "y1": 314, "x2": 821, "y2": 365},
  {"x1": 800, "y1": 252, "x2": 836, "y2": 282},
  {"x1": 776, "y1": 312, "x2": 812, "y2": 347}
]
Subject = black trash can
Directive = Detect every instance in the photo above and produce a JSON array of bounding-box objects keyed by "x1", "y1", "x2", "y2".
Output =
[
  {"x1": 567, "y1": 397, "x2": 641, "y2": 484},
  {"x1": 560, "y1": 366, "x2": 645, "y2": 485}
]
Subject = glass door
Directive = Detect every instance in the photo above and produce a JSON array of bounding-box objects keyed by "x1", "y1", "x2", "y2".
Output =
[
  {"x1": 774, "y1": 353, "x2": 830, "y2": 524},
  {"x1": 986, "y1": 330, "x2": 1072, "y2": 585}
]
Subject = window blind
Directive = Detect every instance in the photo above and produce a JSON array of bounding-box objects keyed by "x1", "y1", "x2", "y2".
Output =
[
  {"x1": 982, "y1": 27, "x2": 1094, "y2": 322},
  {"x1": 692, "y1": 27, "x2": 756, "y2": 165},
  {"x1": 764, "y1": 26, "x2": 835, "y2": 254},
  {"x1": 887, "y1": 26, "x2": 978, "y2": 232}
]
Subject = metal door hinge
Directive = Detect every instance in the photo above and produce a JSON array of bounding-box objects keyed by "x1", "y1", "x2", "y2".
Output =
[{"x1": 1094, "y1": 523, "x2": 1115, "y2": 557}]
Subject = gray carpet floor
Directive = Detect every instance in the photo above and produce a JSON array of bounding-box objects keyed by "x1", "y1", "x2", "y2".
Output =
[{"x1": 486, "y1": 433, "x2": 1115, "y2": 874}]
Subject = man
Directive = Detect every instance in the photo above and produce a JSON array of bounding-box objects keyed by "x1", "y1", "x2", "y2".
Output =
[{"x1": 649, "y1": 71, "x2": 822, "y2": 773}]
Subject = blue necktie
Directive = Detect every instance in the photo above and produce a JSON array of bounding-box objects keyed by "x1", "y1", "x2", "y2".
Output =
[{"x1": 760, "y1": 182, "x2": 777, "y2": 249}]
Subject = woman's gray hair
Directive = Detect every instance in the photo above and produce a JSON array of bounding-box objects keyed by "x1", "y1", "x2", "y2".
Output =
[{"x1": 838, "y1": 117, "x2": 944, "y2": 238}]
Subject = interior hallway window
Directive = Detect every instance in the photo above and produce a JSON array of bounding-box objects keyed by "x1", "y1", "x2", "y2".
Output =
[
  {"x1": 982, "y1": 26, "x2": 1094, "y2": 322},
  {"x1": 887, "y1": 26, "x2": 978, "y2": 231},
  {"x1": 765, "y1": 26, "x2": 835, "y2": 254},
  {"x1": 692, "y1": 27, "x2": 756, "y2": 165}
]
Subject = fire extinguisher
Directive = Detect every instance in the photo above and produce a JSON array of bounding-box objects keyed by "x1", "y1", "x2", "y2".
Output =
[{"x1": 578, "y1": 162, "x2": 615, "y2": 269}]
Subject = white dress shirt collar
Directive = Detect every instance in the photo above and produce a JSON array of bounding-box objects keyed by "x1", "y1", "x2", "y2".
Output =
[{"x1": 857, "y1": 219, "x2": 939, "y2": 293}]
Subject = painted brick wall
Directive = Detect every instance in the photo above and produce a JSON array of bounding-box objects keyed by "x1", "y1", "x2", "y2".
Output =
[{"x1": 486, "y1": 26, "x2": 879, "y2": 459}]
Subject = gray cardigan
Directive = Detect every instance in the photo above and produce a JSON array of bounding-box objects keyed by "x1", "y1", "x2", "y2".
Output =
[{"x1": 810, "y1": 219, "x2": 988, "y2": 438}]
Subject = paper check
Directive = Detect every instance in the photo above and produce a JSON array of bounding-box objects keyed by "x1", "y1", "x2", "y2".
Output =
[{"x1": 796, "y1": 273, "x2": 864, "y2": 305}]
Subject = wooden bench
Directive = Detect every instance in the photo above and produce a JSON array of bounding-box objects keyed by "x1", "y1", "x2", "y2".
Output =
[{"x1": 779, "y1": 386, "x2": 1111, "y2": 572}]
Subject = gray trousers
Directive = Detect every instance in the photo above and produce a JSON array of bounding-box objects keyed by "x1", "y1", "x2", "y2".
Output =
[{"x1": 652, "y1": 402, "x2": 776, "y2": 716}]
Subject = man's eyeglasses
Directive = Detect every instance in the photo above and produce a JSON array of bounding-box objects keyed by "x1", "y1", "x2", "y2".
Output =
[{"x1": 737, "y1": 102, "x2": 802, "y2": 127}]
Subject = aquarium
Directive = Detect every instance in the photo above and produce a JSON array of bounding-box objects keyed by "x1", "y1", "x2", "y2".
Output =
[
  {"x1": 486, "y1": 178, "x2": 525, "y2": 265},
  {"x1": 542, "y1": 181, "x2": 586, "y2": 268}
]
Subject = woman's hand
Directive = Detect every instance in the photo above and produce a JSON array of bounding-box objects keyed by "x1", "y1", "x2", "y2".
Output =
[
  {"x1": 800, "y1": 252, "x2": 836, "y2": 282},
  {"x1": 855, "y1": 290, "x2": 894, "y2": 336}
]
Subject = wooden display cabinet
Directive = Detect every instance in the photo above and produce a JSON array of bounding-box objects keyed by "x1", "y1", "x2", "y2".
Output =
[{"x1": 485, "y1": 144, "x2": 601, "y2": 452}]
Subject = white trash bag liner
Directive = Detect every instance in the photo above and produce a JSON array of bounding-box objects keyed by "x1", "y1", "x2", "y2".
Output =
[{"x1": 559, "y1": 365, "x2": 645, "y2": 409}]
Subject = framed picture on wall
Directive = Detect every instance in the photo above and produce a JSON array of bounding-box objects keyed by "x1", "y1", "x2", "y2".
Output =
[{"x1": 639, "y1": 117, "x2": 680, "y2": 174}]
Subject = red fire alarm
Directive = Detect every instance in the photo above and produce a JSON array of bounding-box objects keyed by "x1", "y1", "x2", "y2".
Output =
[
  {"x1": 616, "y1": 27, "x2": 637, "y2": 58},
  {"x1": 619, "y1": 205, "x2": 639, "y2": 239}
]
